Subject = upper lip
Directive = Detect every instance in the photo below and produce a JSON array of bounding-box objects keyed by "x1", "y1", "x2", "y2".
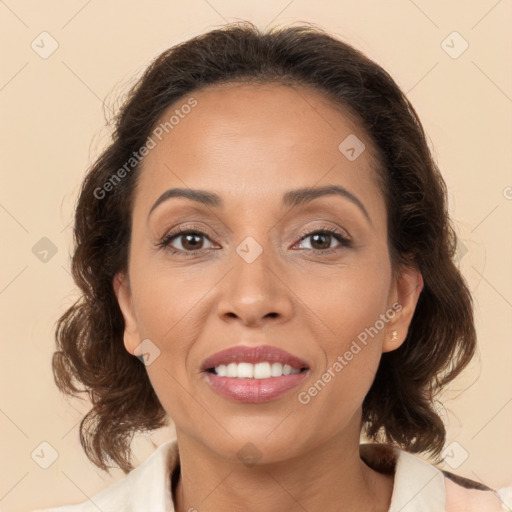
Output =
[{"x1": 201, "y1": 345, "x2": 310, "y2": 372}]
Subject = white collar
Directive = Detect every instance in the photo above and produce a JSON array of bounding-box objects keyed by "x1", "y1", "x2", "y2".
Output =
[
  {"x1": 124, "y1": 440, "x2": 447, "y2": 512},
  {"x1": 385, "y1": 446, "x2": 445, "y2": 511}
]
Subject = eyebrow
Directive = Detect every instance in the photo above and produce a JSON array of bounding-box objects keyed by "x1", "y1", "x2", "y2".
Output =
[{"x1": 148, "y1": 184, "x2": 371, "y2": 224}]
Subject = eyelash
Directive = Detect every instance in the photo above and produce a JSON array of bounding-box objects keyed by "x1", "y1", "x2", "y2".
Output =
[{"x1": 156, "y1": 224, "x2": 351, "y2": 257}]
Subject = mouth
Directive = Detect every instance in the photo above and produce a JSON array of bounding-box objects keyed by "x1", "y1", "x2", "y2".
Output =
[
  {"x1": 205, "y1": 362, "x2": 309, "y2": 378},
  {"x1": 200, "y1": 344, "x2": 310, "y2": 403},
  {"x1": 201, "y1": 344, "x2": 310, "y2": 375}
]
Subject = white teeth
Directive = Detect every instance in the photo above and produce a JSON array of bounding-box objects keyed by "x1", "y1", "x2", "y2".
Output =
[
  {"x1": 254, "y1": 362, "x2": 271, "y2": 379},
  {"x1": 213, "y1": 361, "x2": 301, "y2": 378},
  {"x1": 226, "y1": 363, "x2": 237, "y2": 377},
  {"x1": 282, "y1": 364, "x2": 292, "y2": 375},
  {"x1": 237, "y1": 362, "x2": 254, "y2": 378},
  {"x1": 271, "y1": 362, "x2": 283, "y2": 377},
  {"x1": 216, "y1": 364, "x2": 227, "y2": 377}
]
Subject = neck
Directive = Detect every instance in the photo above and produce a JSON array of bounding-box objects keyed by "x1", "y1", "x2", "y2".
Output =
[{"x1": 172, "y1": 422, "x2": 394, "y2": 512}]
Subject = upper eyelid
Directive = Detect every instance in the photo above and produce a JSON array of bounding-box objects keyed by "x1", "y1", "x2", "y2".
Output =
[
  {"x1": 153, "y1": 205, "x2": 360, "y2": 233},
  {"x1": 163, "y1": 224, "x2": 347, "y2": 239},
  {"x1": 162, "y1": 225, "x2": 350, "y2": 250}
]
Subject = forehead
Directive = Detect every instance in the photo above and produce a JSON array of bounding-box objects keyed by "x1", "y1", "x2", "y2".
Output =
[{"x1": 133, "y1": 82, "x2": 383, "y2": 219}]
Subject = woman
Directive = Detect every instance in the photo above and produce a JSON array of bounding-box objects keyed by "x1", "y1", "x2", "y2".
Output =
[{"x1": 36, "y1": 22, "x2": 511, "y2": 512}]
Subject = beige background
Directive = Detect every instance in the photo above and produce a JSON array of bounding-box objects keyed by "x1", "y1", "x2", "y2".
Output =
[{"x1": 1, "y1": 1, "x2": 511, "y2": 510}]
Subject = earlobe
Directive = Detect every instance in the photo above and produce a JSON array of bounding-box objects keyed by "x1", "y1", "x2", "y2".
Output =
[
  {"x1": 382, "y1": 265, "x2": 424, "y2": 353},
  {"x1": 113, "y1": 272, "x2": 140, "y2": 356}
]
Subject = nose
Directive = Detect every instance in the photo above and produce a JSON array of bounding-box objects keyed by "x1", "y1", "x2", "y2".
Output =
[{"x1": 216, "y1": 242, "x2": 294, "y2": 327}]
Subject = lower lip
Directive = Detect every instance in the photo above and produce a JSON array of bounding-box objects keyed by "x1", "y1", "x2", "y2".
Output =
[{"x1": 203, "y1": 371, "x2": 309, "y2": 403}]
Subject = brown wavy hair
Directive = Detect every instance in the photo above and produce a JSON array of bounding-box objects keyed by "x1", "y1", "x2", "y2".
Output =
[{"x1": 53, "y1": 21, "x2": 476, "y2": 473}]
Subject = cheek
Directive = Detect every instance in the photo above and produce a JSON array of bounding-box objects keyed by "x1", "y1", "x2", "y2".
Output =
[
  {"x1": 293, "y1": 260, "x2": 391, "y2": 402},
  {"x1": 127, "y1": 256, "x2": 226, "y2": 413},
  {"x1": 130, "y1": 256, "x2": 213, "y2": 340},
  {"x1": 128, "y1": 239, "x2": 392, "y2": 428},
  {"x1": 294, "y1": 305, "x2": 387, "y2": 439},
  {"x1": 293, "y1": 254, "x2": 392, "y2": 346}
]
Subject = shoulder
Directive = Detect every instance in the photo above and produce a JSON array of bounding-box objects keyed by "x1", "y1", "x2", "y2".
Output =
[
  {"x1": 360, "y1": 442, "x2": 512, "y2": 512},
  {"x1": 31, "y1": 476, "x2": 130, "y2": 512},
  {"x1": 442, "y1": 469, "x2": 512, "y2": 512},
  {"x1": 32, "y1": 440, "x2": 179, "y2": 512}
]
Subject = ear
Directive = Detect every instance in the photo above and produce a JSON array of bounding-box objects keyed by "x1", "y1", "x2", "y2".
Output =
[
  {"x1": 382, "y1": 264, "x2": 424, "y2": 353},
  {"x1": 113, "y1": 271, "x2": 140, "y2": 356}
]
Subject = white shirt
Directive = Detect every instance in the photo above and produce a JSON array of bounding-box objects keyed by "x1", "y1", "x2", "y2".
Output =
[{"x1": 33, "y1": 440, "x2": 512, "y2": 512}]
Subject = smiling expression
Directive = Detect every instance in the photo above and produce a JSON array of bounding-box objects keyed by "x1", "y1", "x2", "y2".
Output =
[{"x1": 113, "y1": 82, "x2": 420, "y2": 463}]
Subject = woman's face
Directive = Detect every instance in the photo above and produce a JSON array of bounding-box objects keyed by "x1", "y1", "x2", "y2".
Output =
[{"x1": 114, "y1": 83, "x2": 422, "y2": 463}]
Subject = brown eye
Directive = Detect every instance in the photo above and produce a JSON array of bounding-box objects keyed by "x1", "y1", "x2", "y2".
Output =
[
  {"x1": 296, "y1": 228, "x2": 351, "y2": 252},
  {"x1": 309, "y1": 233, "x2": 332, "y2": 250},
  {"x1": 180, "y1": 233, "x2": 205, "y2": 251},
  {"x1": 160, "y1": 230, "x2": 215, "y2": 253}
]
